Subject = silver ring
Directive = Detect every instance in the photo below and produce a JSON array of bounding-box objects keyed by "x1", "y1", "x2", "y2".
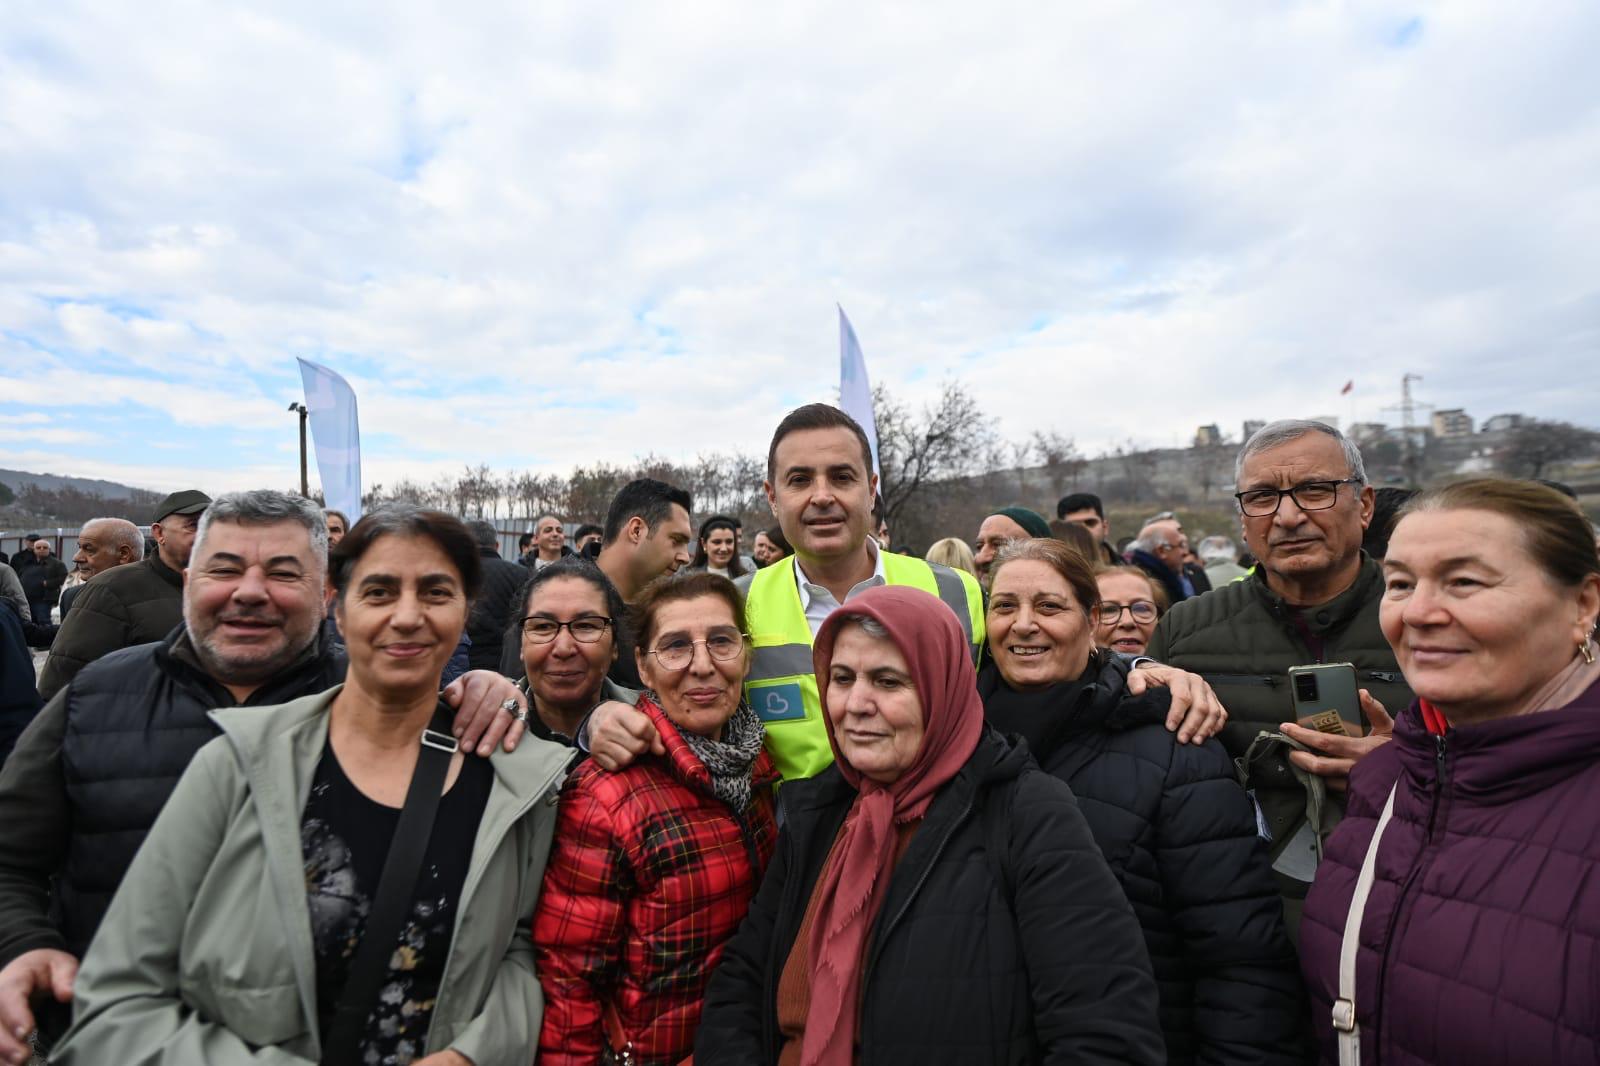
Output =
[{"x1": 501, "y1": 697, "x2": 521, "y2": 717}]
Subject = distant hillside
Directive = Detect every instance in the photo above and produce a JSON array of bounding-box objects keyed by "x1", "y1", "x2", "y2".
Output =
[{"x1": 0, "y1": 468, "x2": 152, "y2": 500}]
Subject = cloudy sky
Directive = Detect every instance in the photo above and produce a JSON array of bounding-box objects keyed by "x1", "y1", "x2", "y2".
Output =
[{"x1": 3, "y1": 1, "x2": 1597, "y2": 497}]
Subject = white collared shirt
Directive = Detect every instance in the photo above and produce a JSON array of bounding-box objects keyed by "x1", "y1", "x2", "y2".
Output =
[{"x1": 793, "y1": 539, "x2": 887, "y2": 636}]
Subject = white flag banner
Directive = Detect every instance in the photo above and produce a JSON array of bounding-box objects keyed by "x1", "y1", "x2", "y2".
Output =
[
  {"x1": 838, "y1": 305, "x2": 881, "y2": 481},
  {"x1": 296, "y1": 357, "x2": 363, "y2": 522}
]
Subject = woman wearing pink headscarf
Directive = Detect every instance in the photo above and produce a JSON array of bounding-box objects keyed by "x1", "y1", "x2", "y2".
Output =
[{"x1": 695, "y1": 585, "x2": 1162, "y2": 1065}]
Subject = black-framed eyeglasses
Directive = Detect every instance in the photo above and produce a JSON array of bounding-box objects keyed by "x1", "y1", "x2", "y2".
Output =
[
  {"x1": 1234, "y1": 479, "x2": 1362, "y2": 518},
  {"x1": 519, "y1": 615, "x2": 613, "y2": 644},
  {"x1": 649, "y1": 631, "x2": 749, "y2": 671},
  {"x1": 1095, "y1": 600, "x2": 1159, "y2": 625}
]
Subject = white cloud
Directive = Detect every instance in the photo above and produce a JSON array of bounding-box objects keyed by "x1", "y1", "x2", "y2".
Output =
[{"x1": 2, "y1": 0, "x2": 1598, "y2": 501}]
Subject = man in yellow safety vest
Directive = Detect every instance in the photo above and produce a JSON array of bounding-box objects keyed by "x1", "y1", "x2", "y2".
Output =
[{"x1": 586, "y1": 403, "x2": 1224, "y2": 782}]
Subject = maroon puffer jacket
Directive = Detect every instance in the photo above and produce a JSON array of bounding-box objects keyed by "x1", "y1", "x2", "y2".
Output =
[{"x1": 1300, "y1": 679, "x2": 1600, "y2": 1064}]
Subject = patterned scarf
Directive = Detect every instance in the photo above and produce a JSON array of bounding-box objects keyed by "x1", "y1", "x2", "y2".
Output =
[{"x1": 679, "y1": 699, "x2": 766, "y2": 813}]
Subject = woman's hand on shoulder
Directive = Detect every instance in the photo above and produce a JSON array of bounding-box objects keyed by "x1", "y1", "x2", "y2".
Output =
[
  {"x1": 589, "y1": 700, "x2": 663, "y2": 771},
  {"x1": 441, "y1": 670, "x2": 526, "y2": 756},
  {"x1": 1279, "y1": 689, "x2": 1395, "y2": 792},
  {"x1": 1128, "y1": 663, "x2": 1228, "y2": 745}
]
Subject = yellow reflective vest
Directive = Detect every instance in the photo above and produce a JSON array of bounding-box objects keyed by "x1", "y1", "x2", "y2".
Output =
[{"x1": 741, "y1": 552, "x2": 985, "y2": 783}]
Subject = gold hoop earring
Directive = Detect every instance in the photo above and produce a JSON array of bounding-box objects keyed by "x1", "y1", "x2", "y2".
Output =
[{"x1": 1581, "y1": 640, "x2": 1597, "y2": 666}]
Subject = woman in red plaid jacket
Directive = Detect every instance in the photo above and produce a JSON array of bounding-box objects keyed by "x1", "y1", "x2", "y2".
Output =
[{"x1": 534, "y1": 572, "x2": 779, "y2": 1065}]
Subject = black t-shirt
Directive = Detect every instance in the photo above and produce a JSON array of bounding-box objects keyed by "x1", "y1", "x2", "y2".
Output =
[{"x1": 301, "y1": 742, "x2": 492, "y2": 1065}]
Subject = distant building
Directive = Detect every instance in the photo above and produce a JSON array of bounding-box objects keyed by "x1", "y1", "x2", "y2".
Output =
[
  {"x1": 1194, "y1": 424, "x2": 1222, "y2": 447},
  {"x1": 1242, "y1": 420, "x2": 1266, "y2": 441},
  {"x1": 1349, "y1": 421, "x2": 1389, "y2": 443},
  {"x1": 1431, "y1": 409, "x2": 1473, "y2": 438},
  {"x1": 1482, "y1": 413, "x2": 1525, "y2": 433}
]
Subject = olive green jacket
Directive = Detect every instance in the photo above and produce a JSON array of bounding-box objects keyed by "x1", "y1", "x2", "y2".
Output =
[
  {"x1": 1144, "y1": 556, "x2": 1413, "y2": 882},
  {"x1": 37, "y1": 554, "x2": 185, "y2": 700},
  {"x1": 54, "y1": 688, "x2": 571, "y2": 1066}
]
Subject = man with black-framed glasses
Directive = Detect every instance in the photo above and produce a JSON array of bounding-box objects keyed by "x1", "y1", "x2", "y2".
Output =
[{"x1": 1144, "y1": 419, "x2": 1414, "y2": 941}]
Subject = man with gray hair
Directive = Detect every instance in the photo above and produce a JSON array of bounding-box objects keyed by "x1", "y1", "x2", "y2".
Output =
[
  {"x1": 0, "y1": 491, "x2": 529, "y2": 1059},
  {"x1": 58, "y1": 518, "x2": 144, "y2": 622},
  {"x1": 37, "y1": 490, "x2": 212, "y2": 700},
  {"x1": 1127, "y1": 518, "x2": 1194, "y2": 605},
  {"x1": 1144, "y1": 419, "x2": 1414, "y2": 938}
]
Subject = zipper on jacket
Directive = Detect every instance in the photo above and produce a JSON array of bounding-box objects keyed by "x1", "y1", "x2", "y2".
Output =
[
  {"x1": 427, "y1": 759, "x2": 569, "y2": 1046},
  {"x1": 1361, "y1": 670, "x2": 1405, "y2": 685},
  {"x1": 863, "y1": 795, "x2": 977, "y2": 979},
  {"x1": 1371, "y1": 732, "x2": 1450, "y2": 1056},
  {"x1": 857, "y1": 793, "x2": 980, "y2": 1063},
  {"x1": 1200, "y1": 672, "x2": 1282, "y2": 688}
]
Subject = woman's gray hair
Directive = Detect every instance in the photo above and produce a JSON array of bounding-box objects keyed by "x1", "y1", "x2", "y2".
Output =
[
  {"x1": 835, "y1": 613, "x2": 890, "y2": 640},
  {"x1": 194, "y1": 490, "x2": 329, "y2": 571},
  {"x1": 1234, "y1": 419, "x2": 1367, "y2": 489}
]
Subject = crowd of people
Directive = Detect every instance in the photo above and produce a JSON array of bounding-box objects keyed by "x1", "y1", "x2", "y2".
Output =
[{"x1": 0, "y1": 404, "x2": 1597, "y2": 1065}]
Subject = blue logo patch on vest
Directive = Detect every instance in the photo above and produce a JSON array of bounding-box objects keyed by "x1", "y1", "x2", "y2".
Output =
[{"x1": 752, "y1": 683, "x2": 807, "y2": 723}]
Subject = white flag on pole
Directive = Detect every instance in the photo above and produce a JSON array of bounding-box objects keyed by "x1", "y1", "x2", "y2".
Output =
[
  {"x1": 838, "y1": 305, "x2": 881, "y2": 481},
  {"x1": 296, "y1": 358, "x2": 363, "y2": 522}
]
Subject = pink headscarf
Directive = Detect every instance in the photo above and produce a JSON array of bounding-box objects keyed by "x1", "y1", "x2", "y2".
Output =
[{"x1": 800, "y1": 585, "x2": 985, "y2": 1066}]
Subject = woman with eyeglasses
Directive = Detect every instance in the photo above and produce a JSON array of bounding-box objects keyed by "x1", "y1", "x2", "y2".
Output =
[
  {"x1": 512, "y1": 557, "x2": 638, "y2": 754},
  {"x1": 979, "y1": 539, "x2": 1308, "y2": 1063},
  {"x1": 1094, "y1": 565, "x2": 1170, "y2": 656},
  {"x1": 533, "y1": 571, "x2": 778, "y2": 1065}
]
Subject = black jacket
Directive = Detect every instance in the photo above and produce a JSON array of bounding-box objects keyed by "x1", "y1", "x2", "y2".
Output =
[
  {"x1": 467, "y1": 548, "x2": 528, "y2": 672},
  {"x1": 0, "y1": 602, "x2": 40, "y2": 767},
  {"x1": 18, "y1": 554, "x2": 67, "y2": 607},
  {"x1": 979, "y1": 655, "x2": 1308, "y2": 1065},
  {"x1": 0, "y1": 624, "x2": 346, "y2": 975},
  {"x1": 1128, "y1": 549, "x2": 1190, "y2": 605},
  {"x1": 695, "y1": 729, "x2": 1164, "y2": 1065}
]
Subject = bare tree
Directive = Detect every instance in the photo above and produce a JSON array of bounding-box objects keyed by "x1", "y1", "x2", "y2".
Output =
[
  {"x1": 1030, "y1": 430, "x2": 1086, "y2": 504},
  {"x1": 1497, "y1": 420, "x2": 1600, "y2": 480},
  {"x1": 875, "y1": 380, "x2": 1004, "y2": 533}
]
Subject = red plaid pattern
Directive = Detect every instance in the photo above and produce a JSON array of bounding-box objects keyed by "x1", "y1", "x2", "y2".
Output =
[{"x1": 534, "y1": 697, "x2": 778, "y2": 1064}]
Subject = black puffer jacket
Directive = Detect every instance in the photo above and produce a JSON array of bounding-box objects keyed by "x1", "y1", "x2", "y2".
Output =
[
  {"x1": 0, "y1": 625, "x2": 345, "y2": 972},
  {"x1": 695, "y1": 729, "x2": 1164, "y2": 1065},
  {"x1": 979, "y1": 655, "x2": 1308, "y2": 1065},
  {"x1": 467, "y1": 548, "x2": 528, "y2": 672}
]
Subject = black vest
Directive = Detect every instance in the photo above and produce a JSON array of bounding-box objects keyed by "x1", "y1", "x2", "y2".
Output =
[{"x1": 55, "y1": 627, "x2": 345, "y2": 957}]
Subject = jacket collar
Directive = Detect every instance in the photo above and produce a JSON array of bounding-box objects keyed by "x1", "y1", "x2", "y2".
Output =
[
  {"x1": 1250, "y1": 552, "x2": 1382, "y2": 636},
  {"x1": 1390, "y1": 677, "x2": 1600, "y2": 800},
  {"x1": 636, "y1": 694, "x2": 780, "y2": 796},
  {"x1": 976, "y1": 653, "x2": 1171, "y2": 759},
  {"x1": 155, "y1": 622, "x2": 345, "y2": 706},
  {"x1": 146, "y1": 552, "x2": 184, "y2": 590}
]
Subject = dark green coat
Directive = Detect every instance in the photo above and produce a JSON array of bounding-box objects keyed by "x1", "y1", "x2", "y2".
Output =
[
  {"x1": 1143, "y1": 556, "x2": 1413, "y2": 918},
  {"x1": 37, "y1": 555, "x2": 184, "y2": 700}
]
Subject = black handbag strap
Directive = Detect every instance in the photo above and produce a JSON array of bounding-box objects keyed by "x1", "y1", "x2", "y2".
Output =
[{"x1": 320, "y1": 702, "x2": 459, "y2": 1064}]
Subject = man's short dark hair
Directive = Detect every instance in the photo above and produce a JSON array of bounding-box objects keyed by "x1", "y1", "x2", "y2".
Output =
[
  {"x1": 766, "y1": 403, "x2": 874, "y2": 482},
  {"x1": 1057, "y1": 492, "x2": 1105, "y2": 521},
  {"x1": 602, "y1": 478, "x2": 693, "y2": 546},
  {"x1": 466, "y1": 520, "x2": 500, "y2": 552},
  {"x1": 574, "y1": 523, "x2": 603, "y2": 542},
  {"x1": 518, "y1": 532, "x2": 534, "y2": 551}
]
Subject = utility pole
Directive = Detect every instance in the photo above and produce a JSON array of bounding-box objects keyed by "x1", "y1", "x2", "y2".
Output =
[
  {"x1": 287, "y1": 402, "x2": 309, "y2": 497},
  {"x1": 1400, "y1": 373, "x2": 1422, "y2": 487}
]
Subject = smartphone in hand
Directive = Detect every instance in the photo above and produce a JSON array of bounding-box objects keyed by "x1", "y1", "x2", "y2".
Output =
[{"x1": 1288, "y1": 662, "x2": 1362, "y2": 737}]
